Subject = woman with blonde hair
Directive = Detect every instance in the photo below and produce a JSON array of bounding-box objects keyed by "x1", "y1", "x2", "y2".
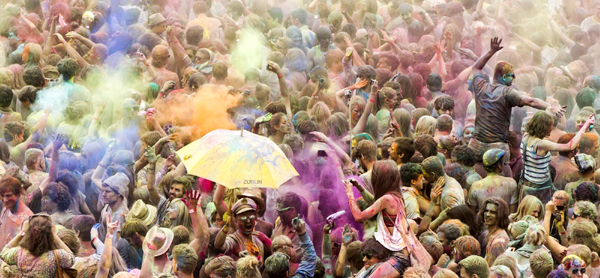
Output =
[
  {"x1": 509, "y1": 195, "x2": 544, "y2": 223},
  {"x1": 414, "y1": 115, "x2": 437, "y2": 137},
  {"x1": 505, "y1": 223, "x2": 548, "y2": 278},
  {"x1": 162, "y1": 198, "x2": 192, "y2": 231},
  {"x1": 348, "y1": 95, "x2": 378, "y2": 137},
  {"x1": 310, "y1": 101, "x2": 332, "y2": 134},
  {"x1": 237, "y1": 255, "x2": 261, "y2": 278}
]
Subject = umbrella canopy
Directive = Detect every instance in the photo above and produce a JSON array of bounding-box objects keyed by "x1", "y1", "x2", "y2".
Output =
[{"x1": 177, "y1": 129, "x2": 298, "y2": 189}]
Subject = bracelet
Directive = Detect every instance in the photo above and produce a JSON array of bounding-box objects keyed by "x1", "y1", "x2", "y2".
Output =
[
  {"x1": 369, "y1": 98, "x2": 375, "y2": 103},
  {"x1": 20, "y1": 231, "x2": 25, "y2": 237},
  {"x1": 158, "y1": 93, "x2": 165, "y2": 98},
  {"x1": 93, "y1": 117, "x2": 99, "y2": 121},
  {"x1": 148, "y1": 244, "x2": 157, "y2": 250},
  {"x1": 107, "y1": 234, "x2": 114, "y2": 239},
  {"x1": 98, "y1": 162, "x2": 107, "y2": 168},
  {"x1": 560, "y1": 231, "x2": 567, "y2": 235},
  {"x1": 189, "y1": 208, "x2": 196, "y2": 214},
  {"x1": 277, "y1": 73, "x2": 284, "y2": 79}
]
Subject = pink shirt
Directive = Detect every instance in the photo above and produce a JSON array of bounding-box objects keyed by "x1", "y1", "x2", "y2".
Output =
[{"x1": 0, "y1": 201, "x2": 33, "y2": 250}]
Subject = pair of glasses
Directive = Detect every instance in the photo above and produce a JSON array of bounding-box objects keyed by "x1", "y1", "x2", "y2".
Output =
[
  {"x1": 571, "y1": 268, "x2": 586, "y2": 274},
  {"x1": 364, "y1": 253, "x2": 373, "y2": 259},
  {"x1": 45, "y1": 78, "x2": 58, "y2": 83},
  {"x1": 237, "y1": 215, "x2": 256, "y2": 222},
  {"x1": 29, "y1": 213, "x2": 51, "y2": 221}
]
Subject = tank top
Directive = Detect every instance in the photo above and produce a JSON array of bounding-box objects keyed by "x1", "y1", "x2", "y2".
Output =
[{"x1": 520, "y1": 136, "x2": 552, "y2": 184}]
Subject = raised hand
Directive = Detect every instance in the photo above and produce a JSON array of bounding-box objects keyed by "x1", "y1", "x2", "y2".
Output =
[
  {"x1": 52, "y1": 134, "x2": 68, "y2": 152},
  {"x1": 149, "y1": 229, "x2": 167, "y2": 249},
  {"x1": 342, "y1": 224, "x2": 356, "y2": 245},
  {"x1": 106, "y1": 214, "x2": 119, "y2": 236},
  {"x1": 183, "y1": 190, "x2": 201, "y2": 210},
  {"x1": 348, "y1": 79, "x2": 369, "y2": 90},
  {"x1": 430, "y1": 177, "x2": 444, "y2": 202},
  {"x1": 266, "y1": 61, "x2": 282, "y2": 75},
  {"x1": 144, "y1": 146, "x2": 158, "y2": 164},
  {"x1": 309, "y1": 131, "x2": 328, "y2": 142},
  {"x1": 292, "y1": 217, "x2": 306, "y2": 235},
  {"x1": 490, "y1": 37, "x2": 503, "y2": 53}
]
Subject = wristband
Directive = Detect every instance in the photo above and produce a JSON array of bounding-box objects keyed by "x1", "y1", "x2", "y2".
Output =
[
  {"x1": 158, "y1": 93, "x2": 165, "y2": 98},
  {"x1": 20, "y1": 231, "x2": 25, "y2": 237},
  {"x1": 324, "y1": 230, "x2": 330, "y2": 235},
  {"x1": 107, "y1": 234, "x2": 114, "y2": 239},
  {"x1": 148, "y1": 244, "x2": 157, "y2": 251},
  {"x1": 369, "y1": 98, "x2": 375, "y2": 103},
  {"x1": 560, "y1": 231, "x2": 567, "y2": 235},
  {"x1": 98, "y1": 162, "x2": 107, "y2": 168},
  {"x1": 189, "y1": 208, "x2": 196, "y2": 214},
  {"x1": 277, "y1": 73, "x2": 284, "y2": 79}
]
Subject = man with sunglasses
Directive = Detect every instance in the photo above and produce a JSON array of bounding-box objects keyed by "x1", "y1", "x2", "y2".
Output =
[
  {"x1": 214, "y1": 197, "x2": 269, "y2": 264},
  {"x1": 469, "y1": 37, "x2": 565, "y2": 176}
]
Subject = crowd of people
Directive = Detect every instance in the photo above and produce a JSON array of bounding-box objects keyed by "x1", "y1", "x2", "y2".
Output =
[{"x1": 1, "y1": 0, "x2": 600, "y2": 277}]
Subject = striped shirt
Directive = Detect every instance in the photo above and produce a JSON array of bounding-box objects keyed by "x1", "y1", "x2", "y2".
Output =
[{"x1": 520, "y1": 136, "x2": 552, "y2": 184}]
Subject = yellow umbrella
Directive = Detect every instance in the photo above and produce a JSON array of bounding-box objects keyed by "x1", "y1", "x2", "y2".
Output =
[{"x1": 177, "y1": 129, "x2": 298, "y2": 189}]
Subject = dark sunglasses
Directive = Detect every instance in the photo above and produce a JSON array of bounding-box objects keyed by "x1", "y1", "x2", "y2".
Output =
[{"x1": 572, "y1": 268, "x2": 586, "y2": 275}]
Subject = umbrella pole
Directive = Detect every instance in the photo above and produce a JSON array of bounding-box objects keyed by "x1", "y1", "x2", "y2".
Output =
[{"x1": 241, "y1": 128, "x2": 244, "y2": 137}]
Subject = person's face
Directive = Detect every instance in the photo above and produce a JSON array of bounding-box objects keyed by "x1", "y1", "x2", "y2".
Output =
[
  {"x1": 125, "y1": 233, "x2": 144, "y2": 248},
  {"x1": 438, "y1": 231, "x2": 449, "y2": 247},
  {"x1": 235, "y1": 211, "x2": 257, "y2": 236},
  {"x1": 576, "y1": 115, "x2": 587, "y2": 130},
  {"x1": 194, "y1": 52, "x2": 210, "y2": 65},
  {"x1": 276, "y1": 240, "x2": 297, "y2": 262},
  {"x1": 386, "y1": 94, "x2": 397, "y2": 108},
  {"x1": 277, "y1": 205, "x2": 296, "y2": 226},
  {"x1": 214, "y1": 213, "x2": 224, "y2": 228},
  {"x1": 388, "y1": 143, "x2": 399, "y2": 161},
  {"x1": 8, "y1": 32, "x2": 21, "y2": 48},
  {"x1": 412, "y1": 174, "x2": 424, "y2": 191},
  {"x1": 568, "y1": 265, "x2": 586, "y2": 278},
  {"x1": 438, "y1": 109, "x2": 453, "y2": 117},
  {"x1": 291, "y1": 32, "x2": 302, "y2": 46},
  {"x1": 502, "y1": 72, "x2": 515, "y2": 86},
  {"x1": 155, "y1": 22, "x2": 166, "y2": 34},
  {"x1": 42, "y1": 195, "x2": 57, "y2": 212},
  {"x1": 483, "y1": 203, "x2": 499, "y2": 228},
  {"x1": 363, "y1": 253, "x2": 379, "y2": 269},
  {"x1": 377, "y1": 58, "x2": 391, "y2": 71},
  {"x1": 530, "y1": 205, "x2": 541, "y2": 219},
  {"x1": 102, "y1": 188, "x2": 119, "y2": 205},
  {"x1": 277, "y1": 116, "x2": 291, "y2": 135},
  {"x1": 463, "y1": 127, "x2": 473, "y2": 143},
  {"x1": 401, "y1": 11, "x2": 413, "y2": 23},
  {"x1": 553, "y1": 196, "x2": 568, "y2": 208},
  {"x1": 1, "y1": 192, "x2": 18, "y2": 209},
  {"x1": 167, "y1": 202, "x2": 179, "y2": 220},
  {"x1": 423, "y1": 172, "x2": 436, "y2": 186},
  {"x1": 169, "y1": 183, "x2": 185, "y2": 200},
  {"x1": 351, "y1": 104, "x2": 362, "y2": 122},
  {"x1": 319, "y1": 37, "x2": 330, "y2": 50}
]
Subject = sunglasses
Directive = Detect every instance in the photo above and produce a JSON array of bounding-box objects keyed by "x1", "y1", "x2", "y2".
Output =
[
  {"x1": 237, "y1": 215, "x2": 256, "y2": 222},
  {"x1": 45, "y1": 78, "x2": 58, "y2": 83},
  {"x1": 572, "y1": 268, "x2": 586, "y2": 275}
]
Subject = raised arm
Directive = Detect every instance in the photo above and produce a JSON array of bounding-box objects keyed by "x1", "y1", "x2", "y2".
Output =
[
  {"x1": 344, "y1": 180, "x2": 390, "y2": 222},
  {"x1": 140, "y1": 230, "x2": 166, "y2": 278},
  {"x1": 292, "y1": 219, "x2": 317, "y2": 278},
  {"x1": 96, "y1": 216, "x2": 118, "y2": 278},
  {"x1": 352, "y1": 82, "x2": 378, "y2": 135},
  {"x1": 549, "y1": 19, "x2": 575, "y2": 48},
  {"x1": 66, "y1": 31, "x2": 95, "y2": 49},
  {"x1": 267, "y1": 62, "x2": 291, "y2": 119},
  {"x1": 144, "y1": 146, "x2": 162, "y2": 206},
  {"x1": 538, "y1": 114, "x2": 593, "y2": 152},
  {"x1": 43, "y1": 16, "x2": 58, "y2": 56},
  {"x1": 322, "y1": 224, "x2": 334, "y2": 278},
  {"x1": 54, "y1": 33, "x2": 90, "y2": 68},
  {"x1": 334, "y1": 225, "x2": 357, "y2": 277},
  {"x1": 92, "y1": 141, "x2": 117, "y2": 190},
  {"x1": 473, "y1": 37, "x2": 503, "y2": 75},
  {"x1": 185, "y1": 191, "x2": 210, "y2": 255}
]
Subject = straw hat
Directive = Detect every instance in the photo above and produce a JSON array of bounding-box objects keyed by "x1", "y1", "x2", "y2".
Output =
[
  {"x1": 127, "y1": 200, "x2": 157, "y2": 227},
  {"x1": 142, "y1": 226, "x2": 174, "y2": 257},
  {"x1": 147, "y1": 13, "x2": 167, "y2": 27}
]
